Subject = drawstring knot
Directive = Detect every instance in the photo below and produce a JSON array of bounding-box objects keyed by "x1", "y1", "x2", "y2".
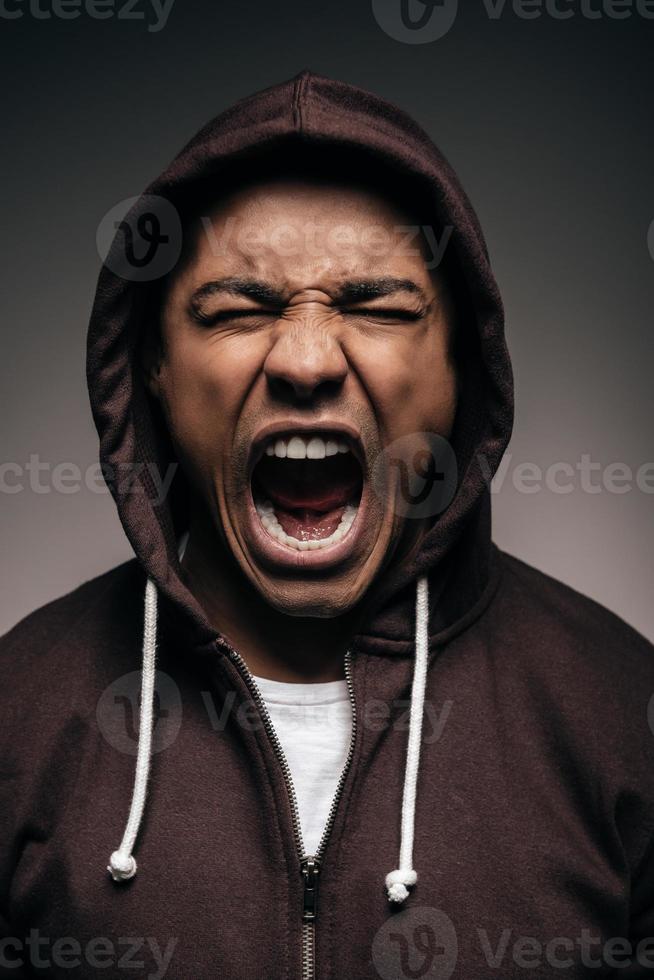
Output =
[
  {"x1": 385, "y1": 868, "x2": 418, "y2": 903},
  {"x1": 108, "y1": 851, "x2": 137, "y2": 881}
]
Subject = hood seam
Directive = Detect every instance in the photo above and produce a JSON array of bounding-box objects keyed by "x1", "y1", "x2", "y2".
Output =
[{"x1": 292, "y1": 71, "x2": 308, "y2": 132}]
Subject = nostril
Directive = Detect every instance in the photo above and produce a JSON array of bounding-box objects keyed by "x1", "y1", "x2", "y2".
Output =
[
  {"x1": 263, "y1": 333, "x2": 349, "y2": 402},
  {"x1": 267, "y1": 374, "x2": 343, "y2": 403}
]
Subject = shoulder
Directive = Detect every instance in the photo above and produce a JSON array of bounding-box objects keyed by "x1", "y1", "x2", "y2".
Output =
[
  {"x1": 490, "y1": 546, "x2": 654, "y2": 758},
  {"x1": 492, "y1": 547, "x2": 654, "y2": 808},
  {"x1": 492, "y1": 548, "x2": 654, "y2": 874},
  {"x1": 494, "y1": 550, "x2": 654, "y2": 887},
  {"x1": 494, "y1": 547, "x2": 654, "y2": 679},
  {"x1": 0, "y1": 560, "x2": 146, "y2": 878},
  {"x1": 0, "y1": 558, "x2": 145, "y2": 689}
]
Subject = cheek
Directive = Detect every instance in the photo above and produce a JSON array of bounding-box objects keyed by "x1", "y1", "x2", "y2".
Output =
[
  {"x1": 350, "y1": 329, "x2": 457, "y2": 441},
  {"x1": 158, "y1": 335, "x2": 259, "y2": 474},
  {"x1": 420, "y1": 350, "x2": 458, "y2": 438}
]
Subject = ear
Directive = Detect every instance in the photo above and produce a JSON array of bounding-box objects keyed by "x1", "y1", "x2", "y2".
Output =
[{"x1": 140, "y1": 320, "x2": 165, "y2": 399}]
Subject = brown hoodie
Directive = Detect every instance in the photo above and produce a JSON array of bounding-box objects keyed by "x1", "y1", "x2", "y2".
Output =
[{"x1": 1, "y1": 70, "x2": 654, "y2": 980}]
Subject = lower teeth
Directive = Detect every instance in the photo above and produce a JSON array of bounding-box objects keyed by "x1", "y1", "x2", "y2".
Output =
[{"x1": 254, "y1": 499, "x2": 358, "y2": 551}]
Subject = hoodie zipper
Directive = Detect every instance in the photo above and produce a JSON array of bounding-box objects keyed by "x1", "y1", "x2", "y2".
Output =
[{"x1": 224, "y1": 644, "x2": 357, "y2": 980}]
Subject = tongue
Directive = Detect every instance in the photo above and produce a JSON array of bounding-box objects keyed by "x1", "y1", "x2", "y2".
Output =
[{"x1": 275, "y1": 506, "x2": 346, "y2": 541}]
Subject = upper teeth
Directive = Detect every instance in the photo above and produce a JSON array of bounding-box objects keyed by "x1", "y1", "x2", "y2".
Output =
[{"x1": 264, "y1": 435, "x2": 350, "y2": 460}]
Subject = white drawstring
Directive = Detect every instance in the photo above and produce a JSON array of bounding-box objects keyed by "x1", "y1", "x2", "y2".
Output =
[
  {"x1": 385, "y1": 574, "x2": 430, "y2": 903},
  {"x1": 107, "y1": 569, "x2": 430, "y2": 897},
  {"x1": 108, "y1": 576, "x2": 158, "y2": 882}
]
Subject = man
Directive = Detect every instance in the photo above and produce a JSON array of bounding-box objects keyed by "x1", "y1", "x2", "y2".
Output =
[{"x1": 1, "y1": 70, "x2": 653, "y2": 979}]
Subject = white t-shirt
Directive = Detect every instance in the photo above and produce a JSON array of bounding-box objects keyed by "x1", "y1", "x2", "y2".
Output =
[{"x1": 252, "y1": 674, "x2": 353, "y2": 857}]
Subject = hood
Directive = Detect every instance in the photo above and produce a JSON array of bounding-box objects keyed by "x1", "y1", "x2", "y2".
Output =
[
  {"x1": 87, "y1": 71, "x2": 514, "y2": 901},
  {"x1": 87, "y1": 69, "x2": 514, "y2": 659}
]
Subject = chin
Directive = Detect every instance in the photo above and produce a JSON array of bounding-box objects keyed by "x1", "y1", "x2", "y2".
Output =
[{"x1": 247, "y1": 574, "x2": 370, "y2": 619}]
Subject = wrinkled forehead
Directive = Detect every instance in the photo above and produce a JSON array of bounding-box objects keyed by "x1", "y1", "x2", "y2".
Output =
[
  {"x1": 182, "y1": 177, "x2": 437, "y2": 293},
  {"x1": 197, "y1": 172, "x2": 422, "y2": 231},
  {"x1": 141, "y1": 151, "x2": 465, "y2": 371},
  {"x1": 162, "y1": 163, "x2": 452, "y2": 310}
]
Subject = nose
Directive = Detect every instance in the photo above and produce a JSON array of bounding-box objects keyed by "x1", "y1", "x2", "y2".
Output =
[{"x1": 263, "y1": 316, "x2": 348, "y2": 403}]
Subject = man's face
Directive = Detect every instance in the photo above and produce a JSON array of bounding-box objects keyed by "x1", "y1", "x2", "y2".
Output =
[{"x1": 149, "y1": 176, "x2": 458, "y2": 617}]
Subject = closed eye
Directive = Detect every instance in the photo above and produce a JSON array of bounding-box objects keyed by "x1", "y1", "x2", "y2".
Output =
[
  {"x1": 192, "y1": 306, "x2": 426, "y2": 326},
  {"x1": 192, "y1": 308, "x2": 280, "y2": 326},
  {"x1": 340, "y1": 307, "x2": 425, "y2": 322}
]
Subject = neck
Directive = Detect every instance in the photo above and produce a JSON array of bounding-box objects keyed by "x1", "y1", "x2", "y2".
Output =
[{"x1": 180, "y1": 509, "x2": 369, "y2": 683}]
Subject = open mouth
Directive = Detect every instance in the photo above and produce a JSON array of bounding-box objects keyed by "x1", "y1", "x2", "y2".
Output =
[{"x1": 249, "y1": 432, "x2": 364, "y2": 553}]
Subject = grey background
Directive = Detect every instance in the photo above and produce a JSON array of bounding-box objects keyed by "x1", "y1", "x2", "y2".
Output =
[{"x1": 1, "y1": 0, "x2": 652, "y2": 640}]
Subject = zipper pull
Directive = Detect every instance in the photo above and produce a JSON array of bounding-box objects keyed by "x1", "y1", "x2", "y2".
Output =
[{"x1": 301, "y1": 856, "x2": 321, "y2": 922}]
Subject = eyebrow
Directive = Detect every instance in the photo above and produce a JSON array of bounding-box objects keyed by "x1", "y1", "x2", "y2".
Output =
[{"x1": 189, "y1": 275, "x2": 427, "y2": 314}]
